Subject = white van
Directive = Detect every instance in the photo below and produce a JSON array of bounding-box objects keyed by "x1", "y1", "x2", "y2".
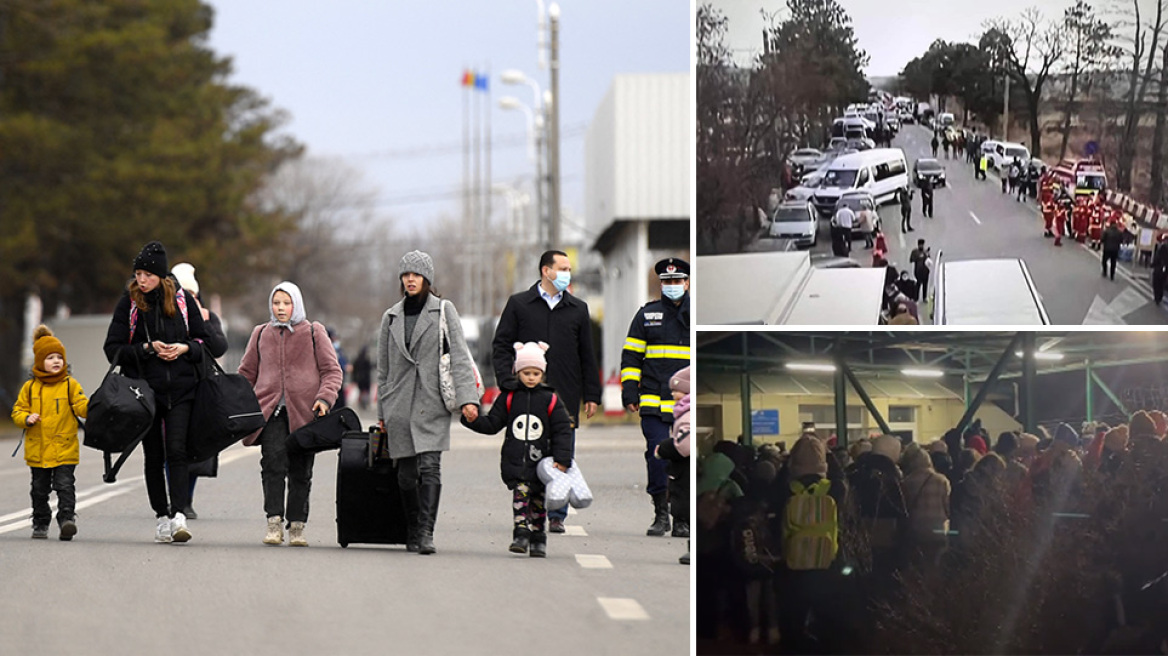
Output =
[
  {"x1": 810, "y1": 149, "x2": 908, "y2": 217},
  {"x1": 932, "y1": 250, "x2": 1050, "y2": 325},
  {"x1": 938, "y1": 112, "x2": 955, "y2": 128},
  {"x1": 990, "y1": 141, "x2": 1031, "y2": 171}
]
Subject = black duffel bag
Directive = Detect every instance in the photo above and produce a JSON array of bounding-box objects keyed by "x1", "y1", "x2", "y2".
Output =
[
  {"x1": 286, "y1": 407, "x2": 360, "y2": 455},
  {"x1": 188, "y1": 346, "x2": 265, "y2": 463},
  {"x1": 84, "y1": 360, "x2": 156, "y2": 483}
]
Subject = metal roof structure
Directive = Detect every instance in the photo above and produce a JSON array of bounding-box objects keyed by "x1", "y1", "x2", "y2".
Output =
[{"x1": 698, "y1": 331, "x2": 1168, "y2": 444}]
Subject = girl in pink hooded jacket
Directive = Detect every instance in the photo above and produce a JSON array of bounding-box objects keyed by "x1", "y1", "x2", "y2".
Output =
[{"x1": 238, "y1": 281, "x2": 343, "y2": 547}]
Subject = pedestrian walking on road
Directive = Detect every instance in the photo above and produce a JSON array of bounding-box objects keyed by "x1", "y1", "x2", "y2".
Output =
[
  {"x1": 832, "y1": 203, "x2": 856, "y2": 254},
  {"x1": 622, "y1": 258, "x2": 691, "y2": 538},
  {"x1": 376, "y1": 251, "x2": 481, "y2": 555},
  {"x1": 930, "y1": 134, "x2": 939, "y2": 158},
  {"x1": 920, "y1": 178, "x2": 934, "y2": 219},
  {"x1": 858, "y1": 198, "x2": 876, "y2": 249},
  {"x1": 1153, "y1": 234, "x2": 1168, "y2": 305},
  {"x1": 103, "y1": 241, "x2": 211, "y2": 544},
  {"x1": 11, "y1": 325, "x2": 88, "y2": 541},
  {"x1": 1017, "y1": 166, "x2": 1029, "y2": 203},
  {"x1": 942, "y1": 135, "x2": 950, "y2": 159},
  {"x1": 978, "y1": 153, "x2": 988, "y2": 180},
  {"x1": 168, "y1": 262, "x2": 228, "y2": 521},
  {"x1": 1008, "y1": 158, "x2": 1022, "y2": 199},
  {"x1": 1101, "y1": 222, "x2": 1125, "y2": 281},
  {"x1": 655, "y1": 366, "x2": 691, "y2": 565},
  {"x1": 351, "y1": 346, "x2": 373, "y2": 410},
  {"x1": 900, "y1": 188, "x2": 914, "y2": 232},
  {"x1": 491, "y1": 250, "x2": 602, "y2": 534},
  {"x1": 910, "y1": 239, "x2": 932, "y2": 301},
  {"x1": 239, "y1": 281, "x2": 343, "y2": 547},
  {"x1": 463, "y1": 342, "x2": 574, "y2": 558}
]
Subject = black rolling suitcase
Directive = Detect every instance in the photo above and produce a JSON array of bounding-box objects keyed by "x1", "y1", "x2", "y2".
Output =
[{"x1": 336, "y1": 428, "x2": 409, "y2": 548}]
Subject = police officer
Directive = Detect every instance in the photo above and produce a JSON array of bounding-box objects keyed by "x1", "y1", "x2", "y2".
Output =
[{"x1": 622, "y1": 258, "x2": 691, "y2": 538}]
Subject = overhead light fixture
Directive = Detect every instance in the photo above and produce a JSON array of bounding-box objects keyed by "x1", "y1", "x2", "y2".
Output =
[
  {"x1": 1015, "y1": 351, "x2": 1065, "y2": 361},
  {"x1": 786, "y1": 362, "x2": 836, "y2": 373},
  {"x1": 901, "y1": 368, "x2": 945, "y2": 378}
]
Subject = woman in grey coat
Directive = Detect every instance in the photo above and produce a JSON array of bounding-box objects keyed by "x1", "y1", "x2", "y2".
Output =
[{"x1": 377, "y1": 251, "x2": 480, "y2": 555}]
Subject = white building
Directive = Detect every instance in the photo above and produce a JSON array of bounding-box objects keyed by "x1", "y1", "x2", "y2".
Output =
[{"x1": 585, "y1": 73, "x2": 690, "y2": 380}]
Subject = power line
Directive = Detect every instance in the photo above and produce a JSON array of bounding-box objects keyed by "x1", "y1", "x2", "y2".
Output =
[{"x1": 340, "y1": 122, "x2": 589, "y2": 160}]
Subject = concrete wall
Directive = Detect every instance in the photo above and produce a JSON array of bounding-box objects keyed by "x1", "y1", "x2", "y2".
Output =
[{"x1": 696, "y1": 390, "x2": 1021, "y2": 450}]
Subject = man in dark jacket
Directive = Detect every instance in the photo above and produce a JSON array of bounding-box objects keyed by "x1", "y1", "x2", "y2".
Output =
[
  {"x1": 623, "y1": 257, "x2": 691, "y2": 538},
  {"x1": 492, "y1": 250, "x2": 601, "y2": 533},
  {"x1": 1153, "y1": 234, "x2": 1168, "y2": 305},
  {"x1": 1101, "y1": 222, "x2": 1125, "y2": 281},
  {"x1": 919, "y1": 176, "x2": 934, "y2": 219}
]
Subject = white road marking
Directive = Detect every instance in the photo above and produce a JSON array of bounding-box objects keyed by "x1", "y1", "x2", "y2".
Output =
[
  {"x1": 0, "y1": 485, "x2": 138, "y2": 535},
  {"x1": 597, "y1": 597, "x2": 649, "y2": 621},
  {"x1": 1108, "y1": 286, "x2": 1148, "y2": 318},
  {"x1": 898, "y1": 232, "x2": 906, "y2": 250},
  {"x1": 576, "y1": 554, "x2": 613, "y2": 569},
  {"x1": 564, "y1": 525, "x2": 588, "y2": 536},
  {"x1": 1083, "y1": 295, "x2": 1127, "y2": 325},
  {"x1": 969, "y1": 211, "x2": 982, "y2": 225},
  {"x1": 567, "y1": 506, "x2": 578, "y2": 516}
]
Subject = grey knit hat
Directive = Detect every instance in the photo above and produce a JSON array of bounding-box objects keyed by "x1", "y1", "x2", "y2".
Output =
[{"x1": 399, "y1": 250, "x2": 434, "y2": 284}]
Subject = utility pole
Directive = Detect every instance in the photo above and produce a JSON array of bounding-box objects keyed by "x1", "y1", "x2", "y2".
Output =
[
  {"x1": 1002, "y1": 73, "x2": 1010, "y2": 142},
  {"x1": 547, "y1": 3, "x2": 561, "y2": 249}
]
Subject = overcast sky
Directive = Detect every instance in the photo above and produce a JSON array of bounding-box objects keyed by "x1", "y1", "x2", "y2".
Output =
[
  {"x1": 206, "y1": 1, "x2": 688, "y2": 239},
  {"x1": 711, "y1": 0, "x2": 1078, "y2": 76}
]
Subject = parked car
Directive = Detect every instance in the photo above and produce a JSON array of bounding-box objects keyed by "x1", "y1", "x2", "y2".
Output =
[
  {"x1": 788, "y1": 147, "x2": 825, "y2": 176},
  {"x1": 768, "y1": 200, "x2": 819, "y2": 248},
  {"x1": 900, "y1": 111, "x2": 915, "y2": 124},
  {"x1": 913, "y1": 158, "x2": 946, "y2": 187},
  {"x1": 990, "y1": 141, "x2": 1031, "y2": 172},
  {"x1": 845, "y1": 137, "x2": 876, "y2": 151}
]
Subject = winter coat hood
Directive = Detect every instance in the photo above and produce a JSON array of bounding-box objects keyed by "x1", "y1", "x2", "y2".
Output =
[
  {"x1": 901, "y1": 443, "x2": 933, "y2": 475},
  {"x1": 269, "y1": 281, "x2": 307, "y2": 331},
  {"x1": 872, "y1": 434, "x2": 903, "y2": 462}
]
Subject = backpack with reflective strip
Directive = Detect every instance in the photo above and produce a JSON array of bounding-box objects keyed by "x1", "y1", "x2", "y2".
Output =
[{"x1": 782, "y1": 478, "x2": 839, "y2": 571}]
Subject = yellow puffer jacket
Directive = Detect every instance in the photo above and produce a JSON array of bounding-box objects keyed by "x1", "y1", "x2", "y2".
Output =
[{"x1": 10, "y1": 377, "x2": 88, "y2": 468}]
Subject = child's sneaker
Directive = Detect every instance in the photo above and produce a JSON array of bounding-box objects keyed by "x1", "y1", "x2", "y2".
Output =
[
  {"x1": 155, "y1": 516, "x2": 173, "y2": 543},
  {"x1": 263, "y1": 516, "x2": 284, "y2": 545},
  {"x1": 31, "y1": 525, "x2": 49, "y2": 540},
  {"x1": 59, "y1": 519, "x2": 77, "y2": 541},
  {"x1": 529, "y1": 531, "x2": 547, "y2": 558},
  {"x1": 509, "y1": 527, "x2": 531, "y2": 554},
  {"x1": 171, "y1": 512, "x2": 191, "y2": 543},
  {"x1": 289, "y1": 521, "x2": 307, "y2": 547}
]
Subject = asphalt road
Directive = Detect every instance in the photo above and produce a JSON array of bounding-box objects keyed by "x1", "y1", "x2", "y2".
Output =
[
  {"x1": 807, "y1": 124, "x2": 1168, "y2": 325},
  {"x1": 0, "y1": 409, "x2": 688, "y2": 656}
]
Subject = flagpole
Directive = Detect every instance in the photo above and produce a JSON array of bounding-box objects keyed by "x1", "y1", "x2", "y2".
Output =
[
  {"x1": 472, "y1": 70, "x2": 482, "y2": 316},
  {"x1": 484, "y1": 62, "x2": 493, "y2": 317},
  {"x1": 462, "y1": 69, "x2": 471, "y2": 306}
]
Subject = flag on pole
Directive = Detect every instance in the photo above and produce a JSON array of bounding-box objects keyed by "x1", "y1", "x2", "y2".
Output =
[
  {"x1": 461, "y1": 70, "x2": 475, "y2": 87},
  {"x1": 474, "y1": 74, "x2": 489, "y2": 92}
]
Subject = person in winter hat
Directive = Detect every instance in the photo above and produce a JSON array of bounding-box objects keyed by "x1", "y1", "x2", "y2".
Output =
[
  {"x1": 378, "y1": 250, "x2": 480, "y2": 555},
  {"x1": 463, "y1": 342, "x2": 573, "y2": 558},
  {"x1": 1149, "y1": 410, "x2": 1168, "y2": 439},
  {"x1": 170, "y1": 262, "x2": 228, "y2": 520},
  {"x1": 104, "y1": 240, "x2": 211, "y2": 544},
  {"x1": 900, "y1": 443, "x2": 951, "y2": 566},
  {"x1": 238, "y1": 281, "x2": 343, "y2": 547},
  {"x1": 655, "y1": 365, "x2": 691, "y2": 565},
  {"x1": 848, "y1": 434, "x2": 908, "y2": 573},
  {"x1": 11, "y1": 325, "x2": 88, "y2": 541},
  {"x1": 1129, "y1": 410, "x2": 1158, "y2": 441},
  {"x1": 964, "y1": 433, "x2": 988, "y2": 456}
]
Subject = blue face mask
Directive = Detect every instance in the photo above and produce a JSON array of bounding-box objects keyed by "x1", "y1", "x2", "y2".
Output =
[
  {"x1": 662, "y1": 283, "x2": 686, "y2": 301},
  {"x1": 551, "y1": 271, "x2": 571, "y2": 292}
]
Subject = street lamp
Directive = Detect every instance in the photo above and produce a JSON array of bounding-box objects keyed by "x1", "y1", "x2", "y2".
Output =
[
  {"x1": 534, "y1": 0, "x2": 547, "y2": 70},
  {"x1": 498, "y1": 96, "x2": 536, "y2": 163},
  {"x1": 500, "y1": 69, "x2": 543, "y2": 112},
  {"x1": 499, "y1": 94, "x2": 547, "y2": 248},
  {"x1": 547, "y1": 2, "x2": 561, "y2": 249}
]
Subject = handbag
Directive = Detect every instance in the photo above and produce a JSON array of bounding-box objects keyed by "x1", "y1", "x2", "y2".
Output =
[
  {"x1": 188, "y1": 344, "x2": 265, "y2": 462},
  {"x1": 84, "y1": 358, "x2": 156, "y2": 483},
  {"x1": 438, "y1": 299, "x2": 483, "y2": 412},
  {"x1": 285, "y1": 407, "x2": 360, "y2": 455}
]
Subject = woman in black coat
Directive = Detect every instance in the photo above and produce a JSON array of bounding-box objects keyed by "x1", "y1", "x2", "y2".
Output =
[{"x1": 103, "y1": 242, "x2": 209, "y2": 544}]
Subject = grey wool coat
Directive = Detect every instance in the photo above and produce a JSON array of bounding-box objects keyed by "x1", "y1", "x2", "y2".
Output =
[{"x1": 377, "y1": 293, "x2": 479, "y2": 458}]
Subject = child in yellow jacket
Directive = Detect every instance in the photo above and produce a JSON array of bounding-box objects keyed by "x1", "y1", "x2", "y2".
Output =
[{"x1": 10, "y1": 325, "x2": 88, "y2": 540}]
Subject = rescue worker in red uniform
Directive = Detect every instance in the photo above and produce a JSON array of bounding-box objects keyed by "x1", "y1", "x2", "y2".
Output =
[
  {"x1": 1053, "y1": 184, "x2": 1072, "y2": 247},
  {"x1": 1073, "y1": 195, "x2": 1090, "y2": 243},
  {"x1": 1087, "y1": 195, "x2": 1104, "y2": 250},
  {"x1": 1041, "y1": 176, "x2": 1057, "y2": 238}
]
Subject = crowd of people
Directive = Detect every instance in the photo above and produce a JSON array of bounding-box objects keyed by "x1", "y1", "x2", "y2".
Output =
[
  {"x1": 11, "y1": 242, "x2": 691, "y2": 565},
  {"x1": 698, "y1": 413, "x2": 1168, "y2": 654}
]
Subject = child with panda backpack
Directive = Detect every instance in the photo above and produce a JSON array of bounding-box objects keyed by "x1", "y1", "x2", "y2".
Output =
[{"x1": 462, "y1": 342, "x2": 573, "y2": 557}]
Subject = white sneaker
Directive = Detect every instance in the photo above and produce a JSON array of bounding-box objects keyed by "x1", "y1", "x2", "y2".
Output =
[
  {"x1": 155, "y1": 516, "x2": 173, "y2": 543},
  {"x1": 171, "y1": 512, "x2": 191, "y2": 543},
  {"x1": 263, "y1": 516, "x2": 284, "y2": 545},
  {"x1": 289, "y1": 521, "x2": 307, "y2": 547}
]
